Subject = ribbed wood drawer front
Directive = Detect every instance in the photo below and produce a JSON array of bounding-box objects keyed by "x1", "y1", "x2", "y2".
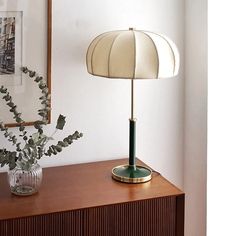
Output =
[
  {"x1": 0, "y1": 210, "x2": 83, "y2": 236},
  {"x1": 0, "y1": 196, "x2": 178, "y2": 236},
  {"x1": 84, "y1": 196, "x2": 177, "y2": 236}
]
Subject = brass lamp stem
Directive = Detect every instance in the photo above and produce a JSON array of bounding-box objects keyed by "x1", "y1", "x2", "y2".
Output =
[
  {"x1": 129, "y1": 79, "x2": 136, "y2": 167},
  {"x1": 131, "y1": 79, "x2": 134, "y2": 120}
]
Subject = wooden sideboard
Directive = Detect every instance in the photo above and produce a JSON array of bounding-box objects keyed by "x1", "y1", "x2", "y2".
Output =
[{"x1": 0, "y1": 159, "x2": 184, "y2": 236}]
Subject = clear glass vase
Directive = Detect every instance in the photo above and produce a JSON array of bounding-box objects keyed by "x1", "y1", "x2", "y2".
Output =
[{"x1": 7, "y1": 163, "x2": 42, "y2": 196}]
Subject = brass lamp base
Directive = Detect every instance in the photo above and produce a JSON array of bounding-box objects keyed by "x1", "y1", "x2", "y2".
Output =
[{"x1": 112, "y1": 164, "x2": 152, "y2": 183}]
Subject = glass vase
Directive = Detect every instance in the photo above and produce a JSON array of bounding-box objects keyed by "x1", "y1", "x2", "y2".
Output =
[{"x1": 7, "y1": 163, "x2": 42, "y2": 196}]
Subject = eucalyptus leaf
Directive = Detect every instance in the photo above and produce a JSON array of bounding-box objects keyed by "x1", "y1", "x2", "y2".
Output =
[
  {"x1": 56, "y1": 114, "x2": 66, "y2": 130},
  {"x1": 39, "y1": 83, "x2": 47, "y2": 89},
  {"x1": 0, "y1": 86, "x2": 7, "y2": 93},
  {"x1": 3, "y1": 93, "x2": 11, "y2": 101},
  {"x1": 22, "y1": 66, "x2": 28, "y2": 73},
  {"x1": 29, "y1": 71, "x2": 36, "y2": 77},
  {"x1": 55, "y1": 145, "x2": 62, "y2": 152},
  {"x1": 19, "y1": 125, "x2": 25, "y2": 132},
  {"x1": 35, "y1": 76, "x2": 43, "y2": 82},
  {"x1": 7, "y1": 101, "x2": 15, "y2": 107},
  {"x1": 57, "y1": 141, "x2": 68, "y2": 147}
]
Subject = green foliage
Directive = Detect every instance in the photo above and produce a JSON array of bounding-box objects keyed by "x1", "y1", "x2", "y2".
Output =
[
  {"x1": 0, "y1": 67, "x2": 83, "y2": 170},
  {"x1": 56, "y1": 114, "x2": 66, "y2": 130},
  {"x1": 45, "y1": 131, "x2": 83, "y2": 156}
]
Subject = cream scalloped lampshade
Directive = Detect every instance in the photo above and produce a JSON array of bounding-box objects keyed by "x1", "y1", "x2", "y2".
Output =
[{"x1": 86, "y1": 29, "x2": 179, "y2": 79}]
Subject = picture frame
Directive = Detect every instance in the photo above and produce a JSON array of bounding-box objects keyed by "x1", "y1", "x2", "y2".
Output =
[{"x1": 0, "y1": 0, "x2": 52, "y2": 127}]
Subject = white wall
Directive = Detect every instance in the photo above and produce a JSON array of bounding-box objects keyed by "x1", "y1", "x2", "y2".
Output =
[
  {"x1": 1, "y1": 0, "x2": 185, "y2": 189},
  {"x1": 0, "y1": 0, "x2": 208, "y2": 235},
  {"x1": 54, "y1": 0, "x2": 185, "y2": 187},
  {"x1": 208, "y1": 1, "x2": 236, "y2": 235},
  {"x1": 184, "y1": 0, "x2": 207, "y2": 236}
]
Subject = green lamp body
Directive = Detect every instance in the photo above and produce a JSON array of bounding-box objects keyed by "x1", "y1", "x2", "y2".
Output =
[{"x1": 111, "y1": 118, "x2": 152, "y2": 183}]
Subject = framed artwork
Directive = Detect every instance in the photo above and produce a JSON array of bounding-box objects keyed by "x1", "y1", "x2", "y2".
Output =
[{"x1": 0, "y1": 0, "x2": 52, "y2": 127}]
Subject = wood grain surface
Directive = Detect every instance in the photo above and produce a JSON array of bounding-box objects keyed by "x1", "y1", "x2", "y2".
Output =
[{"x1": 0, "y1": 158, "x2": 183, "y2": 221}]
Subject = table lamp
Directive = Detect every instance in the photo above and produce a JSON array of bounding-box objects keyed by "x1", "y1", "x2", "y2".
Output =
[{"x1": 86, "y1": 28, "x2": 179, "y2": 183}]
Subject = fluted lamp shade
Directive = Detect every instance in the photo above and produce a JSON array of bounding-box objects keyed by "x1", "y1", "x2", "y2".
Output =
[
  {"x1": 86, "y1": 29, "x2": 179, "y2": 79},
  {"x1": 86, "y1": 29, "x2": 179, "y2": 183}
]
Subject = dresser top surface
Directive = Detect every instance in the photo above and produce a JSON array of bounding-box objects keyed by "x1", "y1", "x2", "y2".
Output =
[{"x1": 0, "y1": 158, "x2": 183, "y2": 220}]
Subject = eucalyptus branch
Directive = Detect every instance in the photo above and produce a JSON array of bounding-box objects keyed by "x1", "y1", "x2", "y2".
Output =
[
  {"x1": 44, "y1": 131, "x2": 83, "y2": 156},
  {"x1": 0, "y1": 85, "x2": 27, "y2": 142},
  {"x1": 22, "y1": 67, "x2": 51, "y2": 133},
  {"x1": 0, "y1": 121, "x2": 18, "y2": 146},
  {"x1": 0, "y1": 66, "x2": 83, "y2": 171}
]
